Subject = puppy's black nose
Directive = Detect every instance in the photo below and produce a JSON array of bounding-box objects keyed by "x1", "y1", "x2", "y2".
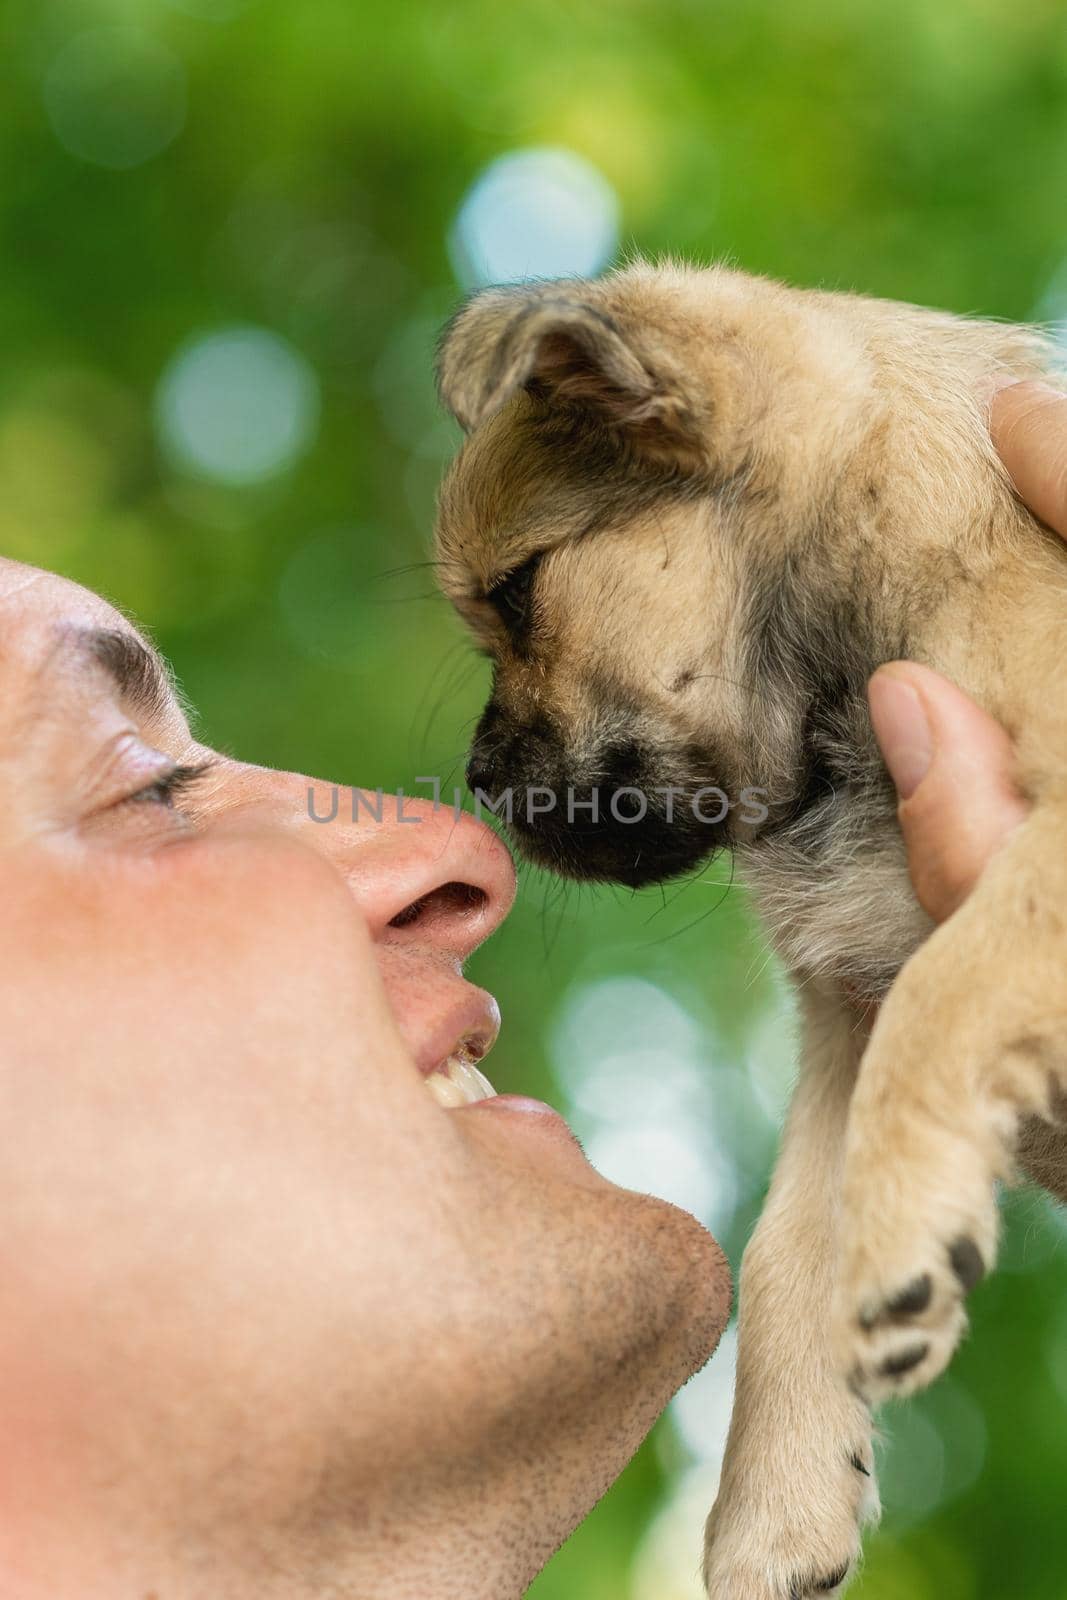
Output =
[
  {"x1": 468, "y1": 702, "x2": 564, "y2": 797},
  {"x1": 466, "y1": 752, "x2": 500, "y2": 795},
  {"x1": 467, "y1": 700, "x2": 504, "y2": 795}
]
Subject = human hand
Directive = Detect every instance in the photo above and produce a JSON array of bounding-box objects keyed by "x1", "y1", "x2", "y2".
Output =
[{"x1": 867, "y1": 380, "x2": 1067, "y2": 923}]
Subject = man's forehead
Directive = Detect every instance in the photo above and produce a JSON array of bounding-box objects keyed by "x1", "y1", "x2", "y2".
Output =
[
  {"x1": 0, "y1": 559, "x2": 179, "y2": 722},
  {"x1": 0, "y1": 557, "x2": 131, "y2": 635}
]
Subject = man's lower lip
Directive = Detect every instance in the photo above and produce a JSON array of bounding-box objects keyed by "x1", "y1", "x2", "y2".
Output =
[
  {"x1": 460, "y1": 1093, "x2": 589, "y2": 1148},
  {"x1": 456, "y1": 1095, "x2": 603, "y2": 1182},
  {"x1": 464, "y1": 1093, "x2": 562, "y2": 1117}
]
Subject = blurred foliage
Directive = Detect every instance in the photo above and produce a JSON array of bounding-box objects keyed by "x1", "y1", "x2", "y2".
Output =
[{"x1": 3, "y1": 0, "x2": 1067, "y2": 1594}]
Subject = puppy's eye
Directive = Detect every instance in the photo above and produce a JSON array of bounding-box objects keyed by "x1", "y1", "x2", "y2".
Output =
[{"x1": 487, "y1": 552, "x2": 542, "y2": 635}]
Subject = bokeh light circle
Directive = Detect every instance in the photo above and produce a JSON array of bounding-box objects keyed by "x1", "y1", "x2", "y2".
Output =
[
  {"x1": 550, "y1": 975, "x2": 708, "y2": 1118},
  {"x1": 449, "y1": 146, "x2": 619, "y2": 287},
  {"x1": 154, "y1": 326, "x2": 320, "y2": 486},
  {"x1": 549, "y1": 976, "x2": 740, "y2": 1233},
  {"x1": 669, "y1": 1321, "x2": 738, "y2": 1465},
  {"x1": 630, "y1": 1460, "x2": 728, "y2": 1600},
  {"x1": 584, "y1": 1120, "x2": 737, "y2": 1233},
  {"x1": 43, "y1": 28, "x2": 186, "y2": 171}
]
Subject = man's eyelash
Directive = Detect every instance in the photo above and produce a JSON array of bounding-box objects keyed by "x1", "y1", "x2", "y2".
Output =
[{"x1": 126, "y1": 760, "x2": 216, "y2": 810}]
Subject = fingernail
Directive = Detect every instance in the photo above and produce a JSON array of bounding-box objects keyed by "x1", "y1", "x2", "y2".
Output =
[
  {"x1": 989, "y1": 376, "x2": 1067, "y2": 407},
  {"x1": 868, "y1": 668, "x2": 933, "y2": 800},
  {"x1": 988, "y1": 377, "x2": 1067, "y2": 418}
]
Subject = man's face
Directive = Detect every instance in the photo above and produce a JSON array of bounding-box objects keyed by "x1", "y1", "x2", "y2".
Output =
[{"x1": 0, "y1": 558, "x2": 729, "y2": 1600}]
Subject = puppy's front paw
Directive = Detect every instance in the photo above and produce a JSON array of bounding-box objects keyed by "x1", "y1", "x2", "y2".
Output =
[
  {"x1": 833, "y1": 1121, "x2": 999, "y2": 1404},
  {"x1": 703, "y1": 1426, "x2": 877, "y2": 1599}
]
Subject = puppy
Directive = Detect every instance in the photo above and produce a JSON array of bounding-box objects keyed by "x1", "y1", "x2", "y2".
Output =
[{"x1": 432, "y1": 261, "x2": 1067, "y2": 1598}]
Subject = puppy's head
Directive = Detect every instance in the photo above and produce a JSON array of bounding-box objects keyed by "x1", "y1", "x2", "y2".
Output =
[{"x1": 434, "y1": 262, "x2": 1045, "y2": 887}]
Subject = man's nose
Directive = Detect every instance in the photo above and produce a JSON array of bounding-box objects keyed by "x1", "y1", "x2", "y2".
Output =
[
  {"x1": 345, "y1": 795, "x2": 517, "y2": 958},
  {"x1": 233, "y1": 769, "x2": 516, "y2": 961}
]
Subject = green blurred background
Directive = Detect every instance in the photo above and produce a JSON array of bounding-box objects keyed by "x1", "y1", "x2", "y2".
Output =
[{"x1": 4, "y1": 0, "x2": 1067, "y2": 1593}]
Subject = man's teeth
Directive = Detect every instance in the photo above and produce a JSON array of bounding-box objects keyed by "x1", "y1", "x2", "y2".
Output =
[{"x1": 424, "y1": 1053, "x2": 496, "y2": 1108}]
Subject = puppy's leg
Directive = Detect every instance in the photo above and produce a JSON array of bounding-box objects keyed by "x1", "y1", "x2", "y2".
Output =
[
  {"x1": 704, "y1": 986, "x2": 878, "y2": 1600},
  {"x1": 834, "y1": 801, "x2": 1067, "y2": 1403}
]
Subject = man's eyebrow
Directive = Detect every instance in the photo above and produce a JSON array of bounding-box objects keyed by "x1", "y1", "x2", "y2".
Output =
[{"x1": 78, "y1": 627, "x2": 178, "y2": 722}]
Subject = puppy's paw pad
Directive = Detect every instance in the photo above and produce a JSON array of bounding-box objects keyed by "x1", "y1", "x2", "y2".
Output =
[
  {"x1": 949, "y1": 1234, "x2": 986, "y2": 1293},
  {"x1": 883, "y1": 1272, "x2": 933, "y2": 1319},
  {"x1": 878, "y1": 1340, "x2": 930, "y2": 1378}
]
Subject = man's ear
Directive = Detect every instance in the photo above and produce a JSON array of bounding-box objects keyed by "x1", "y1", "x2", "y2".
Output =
[{"x1": 436, "y1": 284, "x2": 708, "y2": 469}]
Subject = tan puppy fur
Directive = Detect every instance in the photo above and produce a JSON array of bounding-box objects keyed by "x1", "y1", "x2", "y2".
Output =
[{"x1": 433, "y1": 262, "x2": 1067, "y2": 1598}]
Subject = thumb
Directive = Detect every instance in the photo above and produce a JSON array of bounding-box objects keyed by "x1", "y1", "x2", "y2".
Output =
[{"x1": 868, "y1": 662, "x2": 1028, "y2": 923}]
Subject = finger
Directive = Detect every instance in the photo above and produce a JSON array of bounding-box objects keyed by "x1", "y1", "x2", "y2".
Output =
[
  {"x1": 868, "y1": 662, "x2": 1028, "y2": 923},
  {"x1": 990, "y1": 381, "x2": 1067, "y2": 541}
]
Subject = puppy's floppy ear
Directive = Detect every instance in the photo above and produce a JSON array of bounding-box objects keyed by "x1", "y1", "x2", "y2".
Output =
[{"x1": 436, "y1": 284, "x2": 707, "y2": 468}]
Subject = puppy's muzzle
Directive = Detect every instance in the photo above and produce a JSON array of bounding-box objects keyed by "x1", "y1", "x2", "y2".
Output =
[{"x1": 467, "y1": 707, "x2": 730, "y2": 889}]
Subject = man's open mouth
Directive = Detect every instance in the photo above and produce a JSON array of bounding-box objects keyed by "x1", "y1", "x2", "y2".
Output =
[{"x1": 424, "y1": 1045, "x2": 497, "y2": 1107}]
